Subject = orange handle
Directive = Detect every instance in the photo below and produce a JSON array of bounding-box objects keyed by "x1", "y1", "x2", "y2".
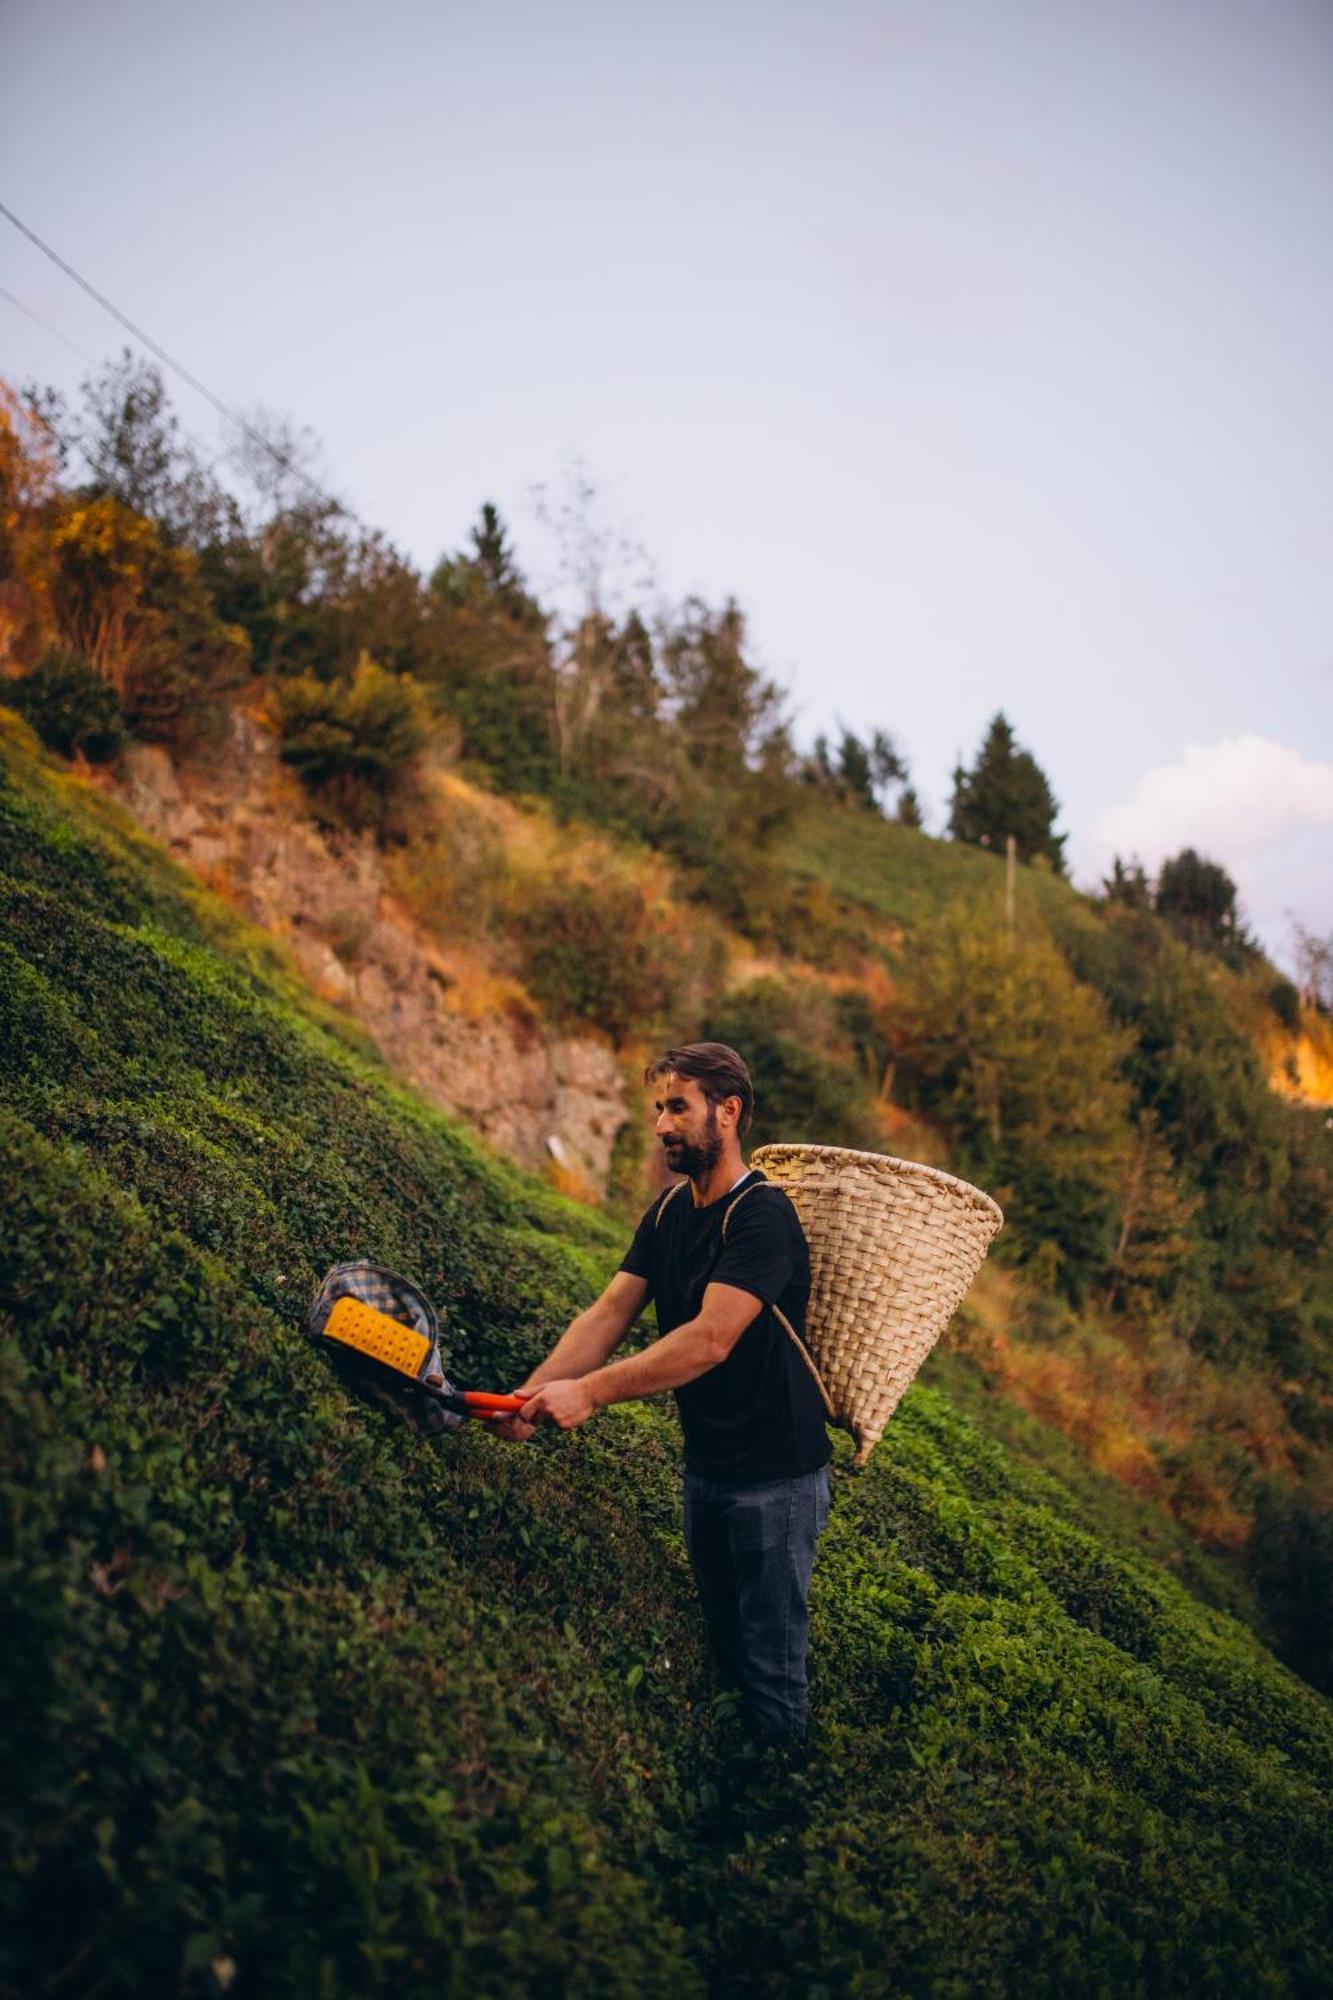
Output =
[{"x1": 462, "y1": 1391, "x2": 527, "y2": 1415}]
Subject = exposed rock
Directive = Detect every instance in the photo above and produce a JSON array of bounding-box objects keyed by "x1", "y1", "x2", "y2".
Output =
[{"x1": 110, "y1": 715, "x2": 629, "y2": 1194}]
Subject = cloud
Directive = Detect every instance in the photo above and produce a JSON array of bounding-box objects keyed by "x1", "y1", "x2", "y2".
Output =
[{"x1": 1077, "y1": 736, "x2": 1333, "y2": 962}]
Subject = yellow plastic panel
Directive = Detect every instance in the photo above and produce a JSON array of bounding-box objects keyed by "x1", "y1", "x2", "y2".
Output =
[{"x1": 323, "y1": 1296, "x2": 430, "y2": 1379}]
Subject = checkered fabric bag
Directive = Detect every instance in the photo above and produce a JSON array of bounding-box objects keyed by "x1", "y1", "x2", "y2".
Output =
[{"x1": 307, "y1": 1261, "x2": 463, "y2": 1436}]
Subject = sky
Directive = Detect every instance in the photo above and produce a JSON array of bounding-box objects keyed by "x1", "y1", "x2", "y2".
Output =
[{"x1": 2, "y1": 0, "x2": 1331, "y2": 965}]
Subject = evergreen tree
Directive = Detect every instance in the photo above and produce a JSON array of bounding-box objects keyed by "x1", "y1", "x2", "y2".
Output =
[
  {"x1": 1154, "y1": 848, "x2": 1246, "y2": 955},
  {"x1": 807, "y1": 725, "x2": 908, "y2": 814},
  {"x1": 1102, "y1": 855, "x2": 1152, "y2": 910},
  {"x1": 897, "y1": 785, "x2": 924, "y2": 829},
  {"x1": 948, "y1": 712, "x2": 1066, "y2": 871}
]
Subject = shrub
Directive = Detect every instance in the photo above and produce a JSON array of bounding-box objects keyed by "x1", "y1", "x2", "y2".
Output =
[
  {"x1": 1247, "y1": 1482, "x2": 1333, "y2": 1692},
  {"x1": 271, "y1": 652, "x2": 430, "y2": 830},
  {"x1": 1268, "y1": 978, "x2": 1301, "y2": 1030},
  {"x1": 6, "y1": 649, "x2": 126, "y2": 761},
  {"x1": 891, "y1": 909, "x2": 1137, "y2": 1301},
  {"x1": 703, "y1": 976, "x2": 881, "y2": 1151},
  {"x1": 512, "y1": 873, "x2": 718, "y2": 1044}
]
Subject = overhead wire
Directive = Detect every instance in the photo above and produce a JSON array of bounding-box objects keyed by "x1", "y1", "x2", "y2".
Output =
[
  {"x1": 0, "y1": 197, "x2": 340, "y2": 515},
  {"x1": 0, "y1": 279, "x2": 102, "y2": 370}
]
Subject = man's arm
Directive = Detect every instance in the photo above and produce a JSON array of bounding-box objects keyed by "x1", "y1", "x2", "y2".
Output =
[
  {"x1": 487, "y1": 1271, "x2": 649, "y2": 1442},
  {"x1": 518, "y1": 1281, "x2": 763, "y2": 1431},
  {"x1": 521, "y1": 1270, "x2": 650, "y2": 1388}
]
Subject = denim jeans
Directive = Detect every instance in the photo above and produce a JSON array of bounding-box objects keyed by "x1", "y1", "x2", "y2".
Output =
[{"x1": 683, "y1": 1462, "x2": 832, "y2": 1743}]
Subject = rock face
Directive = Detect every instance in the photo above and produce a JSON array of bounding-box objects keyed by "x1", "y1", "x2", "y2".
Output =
[{"x1": 113, "y1": 713, "x2": 629, "y2": 1193}]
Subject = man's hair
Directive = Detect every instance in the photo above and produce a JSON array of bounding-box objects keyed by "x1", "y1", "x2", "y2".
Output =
[{"x1": 644, "y1": 1042, "x2": 754, "y2": 1139}]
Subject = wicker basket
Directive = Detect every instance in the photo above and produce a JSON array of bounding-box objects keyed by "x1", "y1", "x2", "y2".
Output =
[{"x1": 751, "y1": 1144, "x2": 1003, "y2": 1464}]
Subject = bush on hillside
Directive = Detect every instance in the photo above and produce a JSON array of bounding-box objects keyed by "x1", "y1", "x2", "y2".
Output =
[
  {"x1": 48, "y1": 493, "x2": 250, "y2": 746},
  {"x1": 892, "y1": 912, "x2": 1138, "y2": 1302},
  {"x1": 512, "y1": 874, "x2": 723, "y2": 1044},
  {"x1": 272, "y1": 653, "x2": 430, "y2": 833},
  {"x1": 704, "y1": 977, "x2": 882, "y2": 1152},
  {"x1": 6, "y1": 649, "x2": 126, "y2": 762},
  {"x1": 1247, "y1": 1482, "x2": 1333, "y2": 1693}
]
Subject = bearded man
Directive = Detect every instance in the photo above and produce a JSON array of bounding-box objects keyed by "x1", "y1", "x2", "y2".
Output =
[{"x1": 503, "y1": 1042, "x2": 832, "y2": 1745}]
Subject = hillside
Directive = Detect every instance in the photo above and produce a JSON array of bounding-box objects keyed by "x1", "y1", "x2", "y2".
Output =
[{"x1": 4, "y1": 710, "x2": 1333, "y2": 1996}]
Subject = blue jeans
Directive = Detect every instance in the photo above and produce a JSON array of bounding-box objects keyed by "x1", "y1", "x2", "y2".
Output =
[{"x1": 683, "y1": 1463, "x2": 832, "y2": 1743}]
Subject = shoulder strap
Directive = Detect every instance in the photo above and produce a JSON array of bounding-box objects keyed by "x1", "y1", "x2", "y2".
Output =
[
  {"x1": 718, "y1": 1177, "x2": 837, "y2": 1421},
  {"x1": 654, "y1": 1180, "x2": 686, "y2": 1228}
]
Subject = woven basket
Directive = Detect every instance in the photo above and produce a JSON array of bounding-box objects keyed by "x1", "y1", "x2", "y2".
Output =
[{"x1": 751, "y1": 1144, "x2": 1003, "y2": 1465}]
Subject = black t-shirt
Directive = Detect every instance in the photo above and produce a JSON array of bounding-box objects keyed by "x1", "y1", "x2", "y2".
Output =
[{"x1": 619, "y1": 1169, "x2": 830, "y2": 1486}]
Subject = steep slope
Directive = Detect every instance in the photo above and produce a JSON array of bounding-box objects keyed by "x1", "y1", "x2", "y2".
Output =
[{"x1": 3, "y1": 707, "x2": 1332, "y2": 1999}]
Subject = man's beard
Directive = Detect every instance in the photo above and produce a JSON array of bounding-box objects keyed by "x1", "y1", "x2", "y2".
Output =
[{"x1": 663, "y1": 1107, "x2": 722, "y2": 1181}]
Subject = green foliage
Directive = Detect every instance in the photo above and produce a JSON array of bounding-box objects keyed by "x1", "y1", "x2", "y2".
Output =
[
  {"x1": 949, "y1": 710, "x2": 1067, "y2": 872},
  {"x1": 2, "y1": 724, "x2": 1333, "y2": 1995},
  {"x1": 703, "y1": 977, "x2": 883, "y2": 1152},
  {"x1": 1268, "y1": 977, "x2": 1301, "y2": 1030},
  {"x1": 272, "y1": 654, "x2": 429, "y2": 829},
  {"x1": 893, "y1": 911, "x2": 1136, "y2": 1300},
  {"x1": 47, "y1": 490, "x2": 251, "y2": 748},
  {"x1": 806, "y1": 725, "x2": 908, "y2": 813},
  {"x1": 896, "y1": 781, "x2": 924, "y2": 829},
  {"x1": 1155, "y1": 846, "x2": 1250, "y2": 959},
  {"x1": 6, "y1": 648, "x2": 126, "y2": 761},
  {"x1": 1056, "y1": 907, "x2": 1333, "y2": 1371},
  {"x1": 512, "y1": 873, "x2": 723, "y2": 1045},
  {"x1": 1101, "y1": 853, "x2": 1152, "y2": 909},
  {"x1": 1246, "y1": 1480, "x2": 1333, "y2": 1694}
]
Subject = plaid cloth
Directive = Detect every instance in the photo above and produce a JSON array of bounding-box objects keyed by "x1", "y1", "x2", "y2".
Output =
[{"x1": 307, "y1": 1261, "x2": 463, "y2": 1436}]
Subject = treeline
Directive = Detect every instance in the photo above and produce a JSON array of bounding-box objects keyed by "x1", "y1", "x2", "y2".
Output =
[
  {"x1": 2, "y1": 358, "x2": 926, "y2": 916},
  {"x1": 2, "y1": 357, "x2": 1102, "y2": 903}
]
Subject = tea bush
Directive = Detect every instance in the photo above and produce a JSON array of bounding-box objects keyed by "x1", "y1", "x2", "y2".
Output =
[{"x1": 2, "y1": 710, "x2": 1332, "y2": 1998}]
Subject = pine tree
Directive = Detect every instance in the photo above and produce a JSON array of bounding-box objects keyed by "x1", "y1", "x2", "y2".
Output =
[
  {"x1": 1154, "y1": 848, "x2": 1244, "y2": 954},
  {"x1": 948, "y1": 712, "x2": 1066, "y2": 871},
  {"x1": 1102, "y1": 855, "x2": 1152, "y2": 909},
  {"x1": 897, "y1": 785, "x2": 924, "y2": 829}
]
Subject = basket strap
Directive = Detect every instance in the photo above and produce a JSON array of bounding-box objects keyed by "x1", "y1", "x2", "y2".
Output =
[
  {"x1": 654, "y1": 1181, "x2": 686, "y2": 1227},
  {"x1": 771, "y1": 1303, "x2": 838, "y2": 1420},
  {"x1": 721, "y1": 1180, "x2": 839, "y2": 1423}
]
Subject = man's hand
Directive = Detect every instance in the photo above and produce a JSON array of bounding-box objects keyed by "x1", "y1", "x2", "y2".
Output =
[{"x1": 518, "y1": 1377, "x2": 600, "y2": 1431}]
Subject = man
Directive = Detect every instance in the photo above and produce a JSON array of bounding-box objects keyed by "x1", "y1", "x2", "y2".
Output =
[{"x1": 504, "y1": 1042, "x2": 832, "y2": 1745}]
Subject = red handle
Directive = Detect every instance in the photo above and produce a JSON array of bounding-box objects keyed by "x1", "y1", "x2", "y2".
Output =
[{"x1": 462, "y1": 1391, "x2": 527, "y2": 1415}]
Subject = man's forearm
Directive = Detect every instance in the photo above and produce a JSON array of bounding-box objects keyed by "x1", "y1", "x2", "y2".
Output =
[
  {"x1": 522, "y1": 1305, "x2": 625, "y2": 1388},
  {"x1": 587, "y1": 1314, "x2": 726, "y2": 1408}
]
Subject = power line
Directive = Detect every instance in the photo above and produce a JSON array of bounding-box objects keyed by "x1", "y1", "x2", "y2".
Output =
[
  {"x1": 0, "y1": 197, "x2": 334, "y2": 511},
  {"x1": 0, "y1": 280, "x2": 102, "y2": 369}
]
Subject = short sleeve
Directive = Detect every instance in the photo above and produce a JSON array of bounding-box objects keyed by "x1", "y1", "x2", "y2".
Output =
[
  {"x1": 618, "y1": 1197, "x2": 660, "y2": 1293},
  {"x1": 708, "y1": 1190, "x2": 794, "y2": 1307}
]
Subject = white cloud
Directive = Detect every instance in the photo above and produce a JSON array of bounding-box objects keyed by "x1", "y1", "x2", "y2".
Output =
[{"x1": 1076, "y1": 736, "x2": 1333, "y2": 964}]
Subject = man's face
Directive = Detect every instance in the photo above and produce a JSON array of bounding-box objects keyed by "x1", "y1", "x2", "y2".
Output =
[{"x1": 653, "y1": 1073, "x2": 724, "y2": 1180}]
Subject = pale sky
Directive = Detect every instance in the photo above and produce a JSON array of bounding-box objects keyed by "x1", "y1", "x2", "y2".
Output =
[{"x1": 2, "y1": 0, "x2": 1330, "y2": 963}]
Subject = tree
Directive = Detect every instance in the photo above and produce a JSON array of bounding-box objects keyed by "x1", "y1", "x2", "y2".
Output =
[
  {"x1": 892, "y1": 909, "x2": 1136, "y2": 1299},
  {"x1": 948, "y1": 712, "x2": 1066, "y2": 871},
  {"x1": 8, "y1": 648, "x2": 127, "y2": 762},
  {"x1": 809, "y1": 726, "x2": 908, "y2": 813},
  {"x1": 0, "y1": 381, "x2": 61, "y2": 666},
  {"x1": 1102, "y1": 855, "x2": 1152, "y2": 910},
  {"x1": 423, "y1": 506, "x2": 556, "y2": 793},
  {"x1": 897, "y1": 785, "x2": 924, "y2": 830},
  {"x1": 271, "y1": 652, "x2": 429, "y2": 830},
  {"x1": 47, "y1": 493, "x2": 249, "y2": 738},
  {"x1": 68, "y1": 352, "x2": 228, "y2": 548},
  {"x1": 1154, "y1": 848, "x2": 1246, "y2": 955},
  {"x1": 1291, "y1": 922, "x2": 1333, "y2": 1014}
]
